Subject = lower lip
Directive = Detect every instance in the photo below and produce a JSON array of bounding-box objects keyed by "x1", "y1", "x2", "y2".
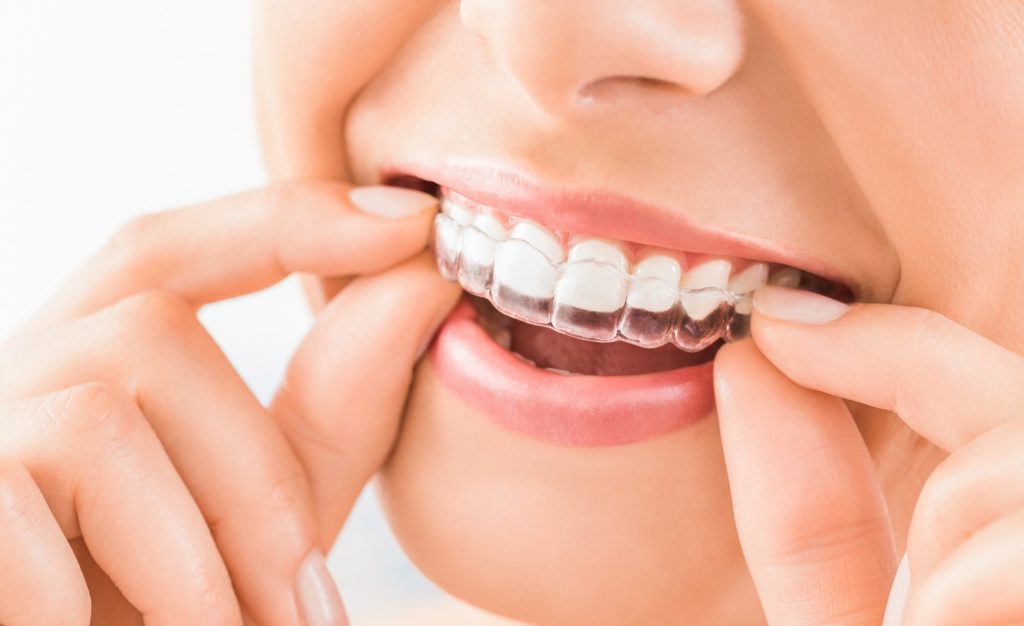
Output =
[{"x1": 429, "y1": 297, "x2": 716, "y2": 446}]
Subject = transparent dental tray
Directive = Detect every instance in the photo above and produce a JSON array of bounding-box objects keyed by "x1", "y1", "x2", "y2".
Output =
[{"x1": 432, "y1": 212, "x2": 756, "y2": 352}]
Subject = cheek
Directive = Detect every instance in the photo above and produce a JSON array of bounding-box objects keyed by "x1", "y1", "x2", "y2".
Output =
[{"x1": 378, "y1": 361, "x2": 749, "y2": 625}]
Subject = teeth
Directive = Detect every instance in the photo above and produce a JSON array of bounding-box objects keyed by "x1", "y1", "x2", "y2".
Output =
[
  {"x1": 442, "y1": 196, "x2": 474, "y2": 226},
  {"x1": 626, "y1": 278, "x2": 677, "y2": 313},
  {"x1": 727, "y1": 262, "x2": 769, "y2": 294},
  {"x1": 567, "y1": 239, "x2": 628, "y2": 270},
  {"x1": 472, "y1": 213, "x2": 508, "y2": 239},
  {"x1": 431, "y1": 197, "x2": 831, "y2": 352},
  {"x1": 633, "y1": 255, "x2": 682, "y2": 284},
  {"x1": 682, "y1": 259, "x2": 732, "y2": 289},
  {"x1": 458, "y1": 214, "x2": 508, "y2": 295},
  {"x1": 617, "y1": 254, "x2": 682, "y2": 347},
  {"x1": 555, "y1": 264, "x2": 628, "y2": 313},
  {"x1": 510, "y1": 220, "x2": 565, "y2": 263},
  {"x1": 680, "y1": 259, "x2": 732, "y2": 320},
  {"x1": 492, "y1": 239, "x2": 559, "y2": 324},
  {"x1": 433, "y1": 214, "x2": 463, "y2": 281},
  {"x1": 552, "y1": 263, "x2": 628, "y2": 341}
]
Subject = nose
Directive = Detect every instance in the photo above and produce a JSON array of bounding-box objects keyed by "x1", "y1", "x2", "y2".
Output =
[{"x1": 460, "y1": 0, "x2": 746, "y2": 115}]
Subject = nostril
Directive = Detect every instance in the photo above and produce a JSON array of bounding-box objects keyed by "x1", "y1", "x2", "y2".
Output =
[{"x1": 577, "y1": 75, "x2": 694, "y2": 107}]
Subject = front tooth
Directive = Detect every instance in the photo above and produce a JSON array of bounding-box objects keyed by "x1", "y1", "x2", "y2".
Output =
[
  {"x1": 681, "y1": 259, "x2": 732, "y2": 320},
  {"x1": 633, "y1": 255, "x2": 682, "y2": 285},
  {"x1": 682, "y1": 259, "x2": 732, "y2": 289},
  {"x1": 491, "y1": 239, "x2": 558, "y2": 324},
  {"x1": 552, "y1": 263, "x2": 627, "y2": 341},
  {"x1": 769, "y1": 267, "x2": 801, "y2": 288},
  {"x1": 728, "y1": 262, "x2": 769, "y2": 294},
  {"x1": 567, "y1": 239, "x2": 628, "y2": 271},
  {"x1": 509, "y1": 220, "x2": 565, "y2": 263},
  {"x1": 626, "y1": 279, "x2": 677, "y2": 312},
  {"x1": 458, "y1": 214, "x2": 508, "y2": 295},
  {"x1": 554, "y1": 264, "x2": 628, "y2": 313},
  {"x1": 472, "y1": 213, "x2": 507, "y2": 240},
  {"x1": 441, "y1": 196, "x2": 474, "y2": 226}
]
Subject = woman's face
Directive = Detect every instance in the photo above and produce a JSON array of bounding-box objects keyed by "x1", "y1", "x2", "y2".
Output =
[{"x1": 255, "y1": 2, "x2": 1024, "y2": 623}]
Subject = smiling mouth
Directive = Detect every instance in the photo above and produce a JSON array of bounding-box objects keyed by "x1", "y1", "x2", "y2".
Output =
[{"x1": 387, "y1": 172, "x2": 852, "y2": 378}]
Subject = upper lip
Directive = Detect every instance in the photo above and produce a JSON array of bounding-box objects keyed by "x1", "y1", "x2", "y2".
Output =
[{"x1": 381, "y1": 160, "x2": 862, "y2": 299}]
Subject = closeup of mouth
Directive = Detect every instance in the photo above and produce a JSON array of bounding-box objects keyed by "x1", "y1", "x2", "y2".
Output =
[{"x1": 384, "y1": 164, "x2": 854, "y2": 446}]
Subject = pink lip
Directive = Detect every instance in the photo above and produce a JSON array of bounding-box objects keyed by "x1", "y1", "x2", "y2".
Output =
[
  {"x1": 382, "y1": 160, "x2": 859, "y2": 297},
  {"x1": 430, "y1": 298, "x2": 714, "y2": 446}
]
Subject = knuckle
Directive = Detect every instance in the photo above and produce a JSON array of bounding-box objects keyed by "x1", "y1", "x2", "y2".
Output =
[
  {"x1": 259, "y1": 455, "x2": 313, "y2": 517},
  {"x1": 45, "y1": 382, "x2": 141, "y2": 445},
  {"x1": 258, "y1": 180, "x2": 305, "y2": 221},
  {"x1": 105, "y1": 289, "x2": 195, "y2": 340},
  {"x1": 904, "y1": 307, "x2": 957, "y2": 352}
]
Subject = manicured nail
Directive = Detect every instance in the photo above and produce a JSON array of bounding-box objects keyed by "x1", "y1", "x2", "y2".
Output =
[
  {"x1": 348, "y1": 185, "x2": 437, "y2": 219},
  {"x1": 295, "y1": 550, "x2": 349, "y2": 626},
  {"x1": 752, "y1": 285, "x2": 850, "y2": 325},
  {"x1": 881, "y1": 553, "x2": 910, "y2": 626}
]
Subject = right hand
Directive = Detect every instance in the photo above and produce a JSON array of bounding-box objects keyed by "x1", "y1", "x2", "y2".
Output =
[{"x1": 0, "y1": 181, "x2": 460, "y2": 625}]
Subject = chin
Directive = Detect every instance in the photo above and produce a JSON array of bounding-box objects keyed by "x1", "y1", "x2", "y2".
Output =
[{"x1": 377, "y1": 359, "x2": 756, "y2": 626}]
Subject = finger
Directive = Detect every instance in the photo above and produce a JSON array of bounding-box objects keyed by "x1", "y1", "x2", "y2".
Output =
[
  {"x1": 905, "y1": 507, "x2": 1024, "y2": 626},
  {"x1": 714, "y1": 340, "x2": 897, "y2": 626},
  {"x1": 906, "y1": 416, "x2": 1024, "y2": 581},
  {"x1": 271, "y1": 251, "x2": 462, "y2": 544},
  {"x1": 23, "y1": 182, "x2": 438, "y2": 332},
  {"x1": 749, "y1": 285, "x2": 1024, "y2": 451},
  {"x1": 70, "y1": 539, "x2": 145, "y2": 625},
  {"x1": 3, "y1": 290, "x2": 326, "y2": 625},
  {"x1": 0, "y1": 459, "x2": 90, "y2": 626},
  {"x1": 0, "y1": 385, "x2": 242, "y2": 625}
]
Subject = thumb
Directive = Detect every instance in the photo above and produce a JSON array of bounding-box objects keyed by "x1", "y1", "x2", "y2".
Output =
[
  {"x1": 714, "y1": 340, "x2": 898, "y2": 626},
  {"x1": 271, "y1": 252, "x2": 461, "y2": 547}
]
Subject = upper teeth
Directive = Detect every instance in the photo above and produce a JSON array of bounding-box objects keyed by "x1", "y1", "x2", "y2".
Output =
[{"x1": 433, "y1": 189, "x2": 800, "y2": 351}]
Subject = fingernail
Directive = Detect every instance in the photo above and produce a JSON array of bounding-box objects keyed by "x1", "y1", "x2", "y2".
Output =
[
  {"x1": 295, "y1": 550, "x2": 349, "y2": 626},
  {"x1": 348, "y1": 185, "x2": 437, "y2": 220},
  {"x1": 882, "y1": 553, "x2": 910, "y2": 626},
  {"x1": 752, "y1": 285, "x2": 850, "y2": 325}
]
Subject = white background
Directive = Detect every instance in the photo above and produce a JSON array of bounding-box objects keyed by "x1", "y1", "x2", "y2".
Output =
[{"x1": 0, "y1": 2, "x2": 505, "y2": 623}]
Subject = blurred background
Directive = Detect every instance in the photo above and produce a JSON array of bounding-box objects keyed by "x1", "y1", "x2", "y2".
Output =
[{"x1": 0, "y1": 2, "x2": 506, "y2": 623}]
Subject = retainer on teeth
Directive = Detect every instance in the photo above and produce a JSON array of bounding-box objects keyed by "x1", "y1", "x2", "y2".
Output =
[{"x1": 433, "y1": 204, "x2": 781, "y2": 352}]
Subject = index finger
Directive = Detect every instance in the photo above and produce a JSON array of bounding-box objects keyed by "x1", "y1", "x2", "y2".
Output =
[
  {"x1": 749, "y1": 285, "x2": 1024, "y2": 451},
  {"x1": 23, "y1": 182, "x2": 438, "y2": 332}
]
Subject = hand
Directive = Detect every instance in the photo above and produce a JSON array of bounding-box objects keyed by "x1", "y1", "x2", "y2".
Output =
[
  {"x1": 0, "y1": 182, "x2": 460, "y2": 625},
  {"x1": 714, "y1": 285, "x2": 1024, "y2": 626}
]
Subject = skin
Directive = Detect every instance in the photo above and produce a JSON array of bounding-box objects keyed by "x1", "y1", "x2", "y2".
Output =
[
  {"x1": 0, "y1": 1, "x2": 1022, "y2": 625},
  {"x1": 255, "y1": 1, "x2": 1024, "y2": 624}
]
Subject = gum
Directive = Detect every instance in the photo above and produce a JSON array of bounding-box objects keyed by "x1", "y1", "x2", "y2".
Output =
[{"x1": 433, "y1": 213, "x2": 752, "y2": 352}]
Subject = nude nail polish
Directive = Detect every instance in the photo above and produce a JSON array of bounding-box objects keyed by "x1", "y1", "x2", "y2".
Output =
[
  {"x1": 881, "y1": 553, "x2": 910, "y2": 626},
  {"x1": 349, "y1": 185, "x2": 437, "y2": 219},
  {"x1": 295, "y1": 550, "x2": 349, "y2": 626},
  {"x1": 752, "y1": 285, "x2": 850, "y2": 325}
]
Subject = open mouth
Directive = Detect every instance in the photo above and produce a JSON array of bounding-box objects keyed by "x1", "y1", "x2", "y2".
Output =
[
  {"x1": 387, "y1": 173, "x2": 851, "y2": 378},
  {"x1": 383, "y1": 166, "x2": 853, "y2": 446}
]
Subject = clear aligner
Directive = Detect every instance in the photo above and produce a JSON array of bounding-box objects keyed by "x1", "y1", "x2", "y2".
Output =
[{"x1": 432, "y1": 198, "x2": 795, "y2": 352}]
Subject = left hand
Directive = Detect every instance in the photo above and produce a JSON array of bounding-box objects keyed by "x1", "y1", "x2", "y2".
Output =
[{"x1": 713, "y1": 285, "x2": 1024, "y2": 626}]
